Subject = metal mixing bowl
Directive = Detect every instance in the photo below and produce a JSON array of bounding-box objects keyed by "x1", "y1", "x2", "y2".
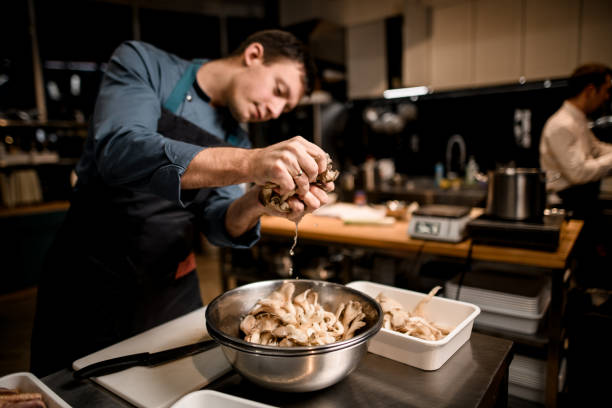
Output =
[{"x1": 205, "y1": 279, "x2": 383, "y2": 392}]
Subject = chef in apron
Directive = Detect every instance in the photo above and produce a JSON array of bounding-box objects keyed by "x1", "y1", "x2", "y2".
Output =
[{"x1": 31, "y1": 30, "x2": 333, "y2": 376}]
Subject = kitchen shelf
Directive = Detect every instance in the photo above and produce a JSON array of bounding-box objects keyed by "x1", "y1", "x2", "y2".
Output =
[
  {"x1": 0, "y1": 201, "x2": 70, "y2": 218},
  {"x1": 0, "y1": 158, "x2": 79, "y2": 170},
  {"x1": 474, "y1": 324, "x2": 549, "y2": 349},
  {"x1": 0, "y1": 119, "x2": 88, "y2": 128}
]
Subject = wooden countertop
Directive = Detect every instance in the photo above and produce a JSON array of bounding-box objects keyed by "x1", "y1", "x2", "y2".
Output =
[
  {"x1": 0, "y1": 200, "x2": 70, "y2": 217},
  {"x1": 260, "y1": 212, "x2": 583, "y2": 270}
]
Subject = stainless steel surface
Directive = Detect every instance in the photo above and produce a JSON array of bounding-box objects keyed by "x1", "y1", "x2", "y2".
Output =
[
  {"x1": 43, "y1": 332, "x2": 514, "y2": 408},
  {"x1": 205, "y1": 279, "x2": 383, "y2": 392},
  {"x1": 485, "y1": 167, "x2": 546, "y2": 221}
]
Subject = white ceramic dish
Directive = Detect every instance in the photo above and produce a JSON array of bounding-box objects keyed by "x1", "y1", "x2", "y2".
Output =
[
  {"x1": 346, "y1": 281, "x2": 480, "y2": 371},
  {"x1": 170, "y1": 390, "x2": 276, "y2": 408},
  {"x1": 0, "y1": 372, "x2": 72, "y2": 408}
]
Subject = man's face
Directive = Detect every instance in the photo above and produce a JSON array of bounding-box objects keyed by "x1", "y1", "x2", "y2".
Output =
[
  {"x1": 227, "y1": 56, "x2": 305, "y2": 123},
  {"x1": 586, "y1": 75, "x2": 611, "y2": 114}
]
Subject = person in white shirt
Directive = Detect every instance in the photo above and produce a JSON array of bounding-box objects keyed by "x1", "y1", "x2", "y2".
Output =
[
  {"x1": 540, "y1": 63, "x2": 612, "y2": 218},
  {"x1": 540, "y1": 63, "x2": 612, "y2": 290}
]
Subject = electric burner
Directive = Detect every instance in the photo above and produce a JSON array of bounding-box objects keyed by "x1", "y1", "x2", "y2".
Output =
[{"x1": 466, "y1": 213, "x2": 564, "y2": 251}]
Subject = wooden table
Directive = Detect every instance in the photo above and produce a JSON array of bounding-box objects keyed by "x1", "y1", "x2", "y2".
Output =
[
  {"x1": 42, "y1": 332, "x2": 513, "y2": 408},
  {"x1": 259, "y1": 213, "x2": 582, "y2": 269},
  {"x1": 257, "y1": 213, "x2": 583, "y2": 408}
]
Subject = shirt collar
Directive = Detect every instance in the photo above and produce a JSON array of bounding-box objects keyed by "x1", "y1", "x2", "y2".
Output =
[{"x1": 562, "y1": 100, "x2": 587, "y2": 125}]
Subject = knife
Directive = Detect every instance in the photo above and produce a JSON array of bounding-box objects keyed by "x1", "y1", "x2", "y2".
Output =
[{"x1": 73, "y1": 339, "x2": 218, "y2": 380}]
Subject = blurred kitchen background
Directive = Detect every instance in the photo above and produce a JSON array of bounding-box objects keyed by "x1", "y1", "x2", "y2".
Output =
[{"x1": 1, "y1": 0, "x2": 612, "y2": 406}]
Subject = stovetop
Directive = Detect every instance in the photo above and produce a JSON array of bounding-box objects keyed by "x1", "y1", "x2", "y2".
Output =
[{"x1": 467, "y1": 213, "x2": 564, "y2": 251}]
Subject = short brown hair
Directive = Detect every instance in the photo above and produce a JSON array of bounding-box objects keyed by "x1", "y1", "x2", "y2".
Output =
[
  {"x1": 568, "y1": 63, "x2": 612, "y2": 98},
  {"x1": 230, "y1": 29, "x2": 317, "y2": 95}
]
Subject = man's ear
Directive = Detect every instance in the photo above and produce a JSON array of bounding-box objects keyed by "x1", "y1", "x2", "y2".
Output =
[
  {"x1": 584, "y1": 83, "x2": 597, "y2": 97},
  {"x1": 243, "y1": 42, "x2": 264, "y2": 67}
]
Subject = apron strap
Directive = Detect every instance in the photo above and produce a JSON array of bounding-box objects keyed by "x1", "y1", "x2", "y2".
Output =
[
  {"x1": 162, "y1": 58, "x2": 242, "y2": 147},
  {"x1": 163, "y1": 59, "x2": 205, "y2": 114}
]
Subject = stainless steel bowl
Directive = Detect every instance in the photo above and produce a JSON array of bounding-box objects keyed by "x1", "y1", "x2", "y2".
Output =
[{"x1": 205, "y1": 279, "x2": 383, "y2": 392}]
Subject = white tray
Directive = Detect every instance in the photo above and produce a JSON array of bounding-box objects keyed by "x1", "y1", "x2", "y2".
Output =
[
  {"x1": 171, "y1": 390, "x2": 276, "y2": 408},
  {"x1": 474, "y1": 294, "x2": 550, "y2": 335},
  {"x1": 0, "y1": 372, "x2": 72, "y2": 408},
  {"x1": 346, "y1": 281, "x2": 480, "y2": 371}
]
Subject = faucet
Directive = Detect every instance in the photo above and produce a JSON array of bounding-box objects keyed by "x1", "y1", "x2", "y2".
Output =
[{"x1": 445, "y1": 134, "x2": 466, "y2": 178}]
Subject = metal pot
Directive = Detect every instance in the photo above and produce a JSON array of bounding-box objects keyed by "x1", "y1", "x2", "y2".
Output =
[
  {"x1": 205, "y1": 279, "x2": 383, "y2": 392},
  {"x1": 485, "y1": 167, "x2": 546, "y2": 221}
]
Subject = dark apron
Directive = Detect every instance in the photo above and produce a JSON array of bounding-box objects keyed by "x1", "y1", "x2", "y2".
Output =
[
  {"x1": 31, "y1": 60, "x2": 232, "y2": 376},
  {"x1": 557, "y1": 180, "x2": 601, "y2": 221}
]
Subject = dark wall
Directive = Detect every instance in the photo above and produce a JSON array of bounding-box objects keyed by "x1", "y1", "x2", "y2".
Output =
[
  {"x1": 334, "y1": 81, "x2": 579, "y2": 177},
  {"x1": 0, "y1": 0, "x2": 280, "y2": 121},
  {"x1": 248, "y1": 78, "x2": 612, "y2": 179}
]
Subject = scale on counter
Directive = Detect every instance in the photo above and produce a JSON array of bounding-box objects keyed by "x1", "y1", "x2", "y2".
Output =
[{"x1": 408, "y1": 204, "x2": 472, "y2": 243}]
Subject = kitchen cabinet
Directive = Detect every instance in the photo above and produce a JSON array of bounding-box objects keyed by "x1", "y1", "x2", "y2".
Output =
[
  {"x1": 473, "y1": 0, "x2": 522, "y2": 86},
  {"x1": 579, "y1": 0, "x2": 612, "y2": 67},
  {"x1": 0, "y1": 119, "x2": 85, "y2": 208},
  {"x1": 404, "y1": 0, "x2": 610, "y2": 91},
  {"x1": 431, "y1": 1, "x2": 474, "y2": 90},
  {"x1": 523, "y1": 0, "x2": 580, "y2": 80},
  {"x1": 347, "y1": 20, "x2": 388, "y2": 99}
]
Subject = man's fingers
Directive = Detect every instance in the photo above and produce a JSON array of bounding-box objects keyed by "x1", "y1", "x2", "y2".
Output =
[
  {"x1": 293, "y1": 172, "x2": 310, "y2": 196},
  {"x1": 288, "y1": 136, "x2": 329, "y2": 177}
]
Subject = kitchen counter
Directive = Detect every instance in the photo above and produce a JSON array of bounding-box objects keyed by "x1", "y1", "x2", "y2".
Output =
[
  {"x1": 42, "y1": 332, "x2": 513, "y2": 408},
  {"x1": 260, "y1": 212, "x2": 583, "y2": 269},
  {"x1": 366, "y1": 179, "x2": 488, "y2": 208},
  {"x1": 259, "y1": 211, "x2": 582, "y2": 408}
]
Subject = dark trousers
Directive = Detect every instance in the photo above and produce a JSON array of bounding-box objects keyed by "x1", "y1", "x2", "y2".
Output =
[{"x1": 558, "y1": 181, "x2": 611, "y2": 288}]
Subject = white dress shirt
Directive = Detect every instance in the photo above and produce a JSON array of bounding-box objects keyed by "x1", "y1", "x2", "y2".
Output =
[{"x1": 540, "y1": 101, "x2": 612, "y2": 192}]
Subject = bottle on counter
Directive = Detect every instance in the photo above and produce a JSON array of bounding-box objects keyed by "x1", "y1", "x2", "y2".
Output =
[
  {"x1": 465, "y1": 156, "x2": 478, "y2": 185},
  {"x1": 434, "y1": 162, "x2": 444, "y2": 187},
  {"x1": 363, "y1": 156, "x2": 376, "y2": 192}
]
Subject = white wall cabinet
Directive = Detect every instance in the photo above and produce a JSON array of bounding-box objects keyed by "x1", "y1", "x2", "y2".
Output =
[
  {"x1": 523, "y1": 0, "x2": 580, "y2": 80},
  {"x1": 411, "y1": 0, "x2": 610, "y2": 90},
  {"x1": 473, "y1": 0, "x2": 523, "y2": 86},
  {"x1": 579, "y1": 0, "x2": 612, "y2": 67},
  {"x1": 347, "y1": 20, "x2": 388, "y2": 99},
  {"x1": 430, "y1": 1, "x2": 473, "y2": 89},
  {"x1": 282, "y1": 0, "x2": 612, "y2": 97}
]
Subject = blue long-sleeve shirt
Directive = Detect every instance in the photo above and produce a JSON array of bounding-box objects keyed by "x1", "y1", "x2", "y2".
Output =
[{"x1": 75, "y1": 41, "x2": 259, "y2": 248}]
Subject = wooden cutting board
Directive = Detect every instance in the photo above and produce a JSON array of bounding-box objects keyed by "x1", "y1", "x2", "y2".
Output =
[{"x1": 72, "y1": 307, "x2": 231, "y2": 408}]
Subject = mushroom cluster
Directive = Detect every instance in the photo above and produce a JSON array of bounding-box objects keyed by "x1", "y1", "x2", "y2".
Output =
[
  {"x1": 260, "y1": 156, "x2": 339, "y2": 213},
  {"x1": 240, "y1": 282, "x2": 366, "y2": 346},
  {"x1": 0, "y1": 387, "x2": 47, "y2": 407},
  {"x1": 376, "y1": 286, "x2": 451, "y2": 341}
]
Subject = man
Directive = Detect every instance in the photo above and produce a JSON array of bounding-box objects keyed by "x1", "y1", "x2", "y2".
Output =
[
  {"x1": 540, "y1": 63, "x2": 612, "y2": 217},
  {"x1": 540, "y1": 63, "x2": 612, "y2": 291},
  {"x1": 30, "y1": 30, "x2": 334, "y2": 376},
  {"x1": 540, "y1": 64, "x2": 612, "y2": 402}
]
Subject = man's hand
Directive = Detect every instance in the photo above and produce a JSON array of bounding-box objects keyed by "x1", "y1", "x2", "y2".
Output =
[
  {"x1": 225, "y1": 183, "x2": 334, "y2": 237},
  {"x1": 248, "y1": 136, "x2": 330, "y2": 198}
]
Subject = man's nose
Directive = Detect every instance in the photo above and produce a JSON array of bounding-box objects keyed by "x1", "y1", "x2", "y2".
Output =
[{"x1": 269, "y1": 98, "x2": 285, "y2": 119}]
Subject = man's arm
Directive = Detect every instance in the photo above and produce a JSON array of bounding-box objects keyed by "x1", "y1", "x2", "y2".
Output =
[
  {"x1": 591, "y1": 132, "x2": 612, "y2": 157},
  {"x1": 182, "y1": 136, "x2": 332, "y2": 204},
  {"x1": 547, "y1": 126, "x2": 612, "y2": 184}
]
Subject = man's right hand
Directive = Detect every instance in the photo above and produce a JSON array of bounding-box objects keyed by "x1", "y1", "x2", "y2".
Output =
[{"x1": 248, "y1": 136, "x2": 330, "y2": 198}]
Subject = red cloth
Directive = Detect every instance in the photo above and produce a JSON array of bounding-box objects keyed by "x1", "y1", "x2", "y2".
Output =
[{"x1": 175, "y1": 252, "x2": 196, "y2": 279}]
